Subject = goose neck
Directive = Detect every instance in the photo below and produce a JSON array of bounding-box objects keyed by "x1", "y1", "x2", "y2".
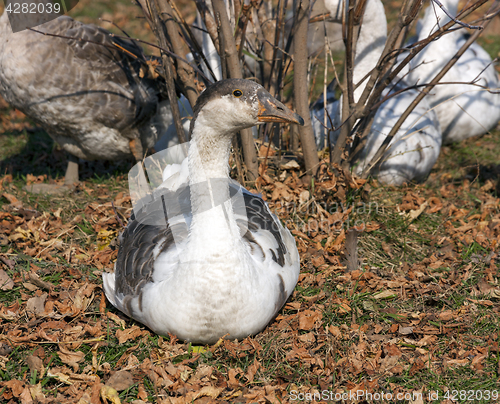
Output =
[
  {"x1": 352, "y1": 0, "x2": 388, "y2": 101},
  {"x1": 188, "y1": 128, "x2": 232, "y2": 184},
  {"x1": 187, "y1": 120, "x2": 234, "y2": 217},
  {"x1": 185, "y1": 124, "x2": 243, "y2": 264}
]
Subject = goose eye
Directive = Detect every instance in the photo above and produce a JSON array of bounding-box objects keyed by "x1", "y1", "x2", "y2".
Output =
[{"x1": 233, "y1": 89, "x2": 243, "y2": 97}]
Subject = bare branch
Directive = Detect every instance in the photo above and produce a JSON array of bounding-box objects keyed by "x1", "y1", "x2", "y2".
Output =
[
  {"x1": 156, "y1": 0, "x2": 199, "y2": 108},
  {"x1": 144, "y1": 0, "x2": 187, "y2": 144},
  {"x1": 294, "y1": 0, "x2": 320, "y2": 179},
  {"x1": 212, "y1": 0, "x2": 259, "y2": 181},
  {"x1": 431, "y1": 0, "x2": 483, "y2": 30}
]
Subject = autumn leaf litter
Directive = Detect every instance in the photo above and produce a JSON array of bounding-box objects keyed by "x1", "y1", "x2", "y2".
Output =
[{"x1": 0, "y1": 145, "x2": 499, "y2": 402}]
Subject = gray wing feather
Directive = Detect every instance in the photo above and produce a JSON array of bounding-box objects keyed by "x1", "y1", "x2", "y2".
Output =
[
  {"x1": 114, "y1": 188, "x2": 183, "y2": 299},
  {"x1": 241, "y1": 191, "x2": 287, "y2": 267}
]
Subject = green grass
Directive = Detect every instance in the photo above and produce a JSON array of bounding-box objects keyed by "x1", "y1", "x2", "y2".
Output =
[
  {"x1": 1, "y1": 105, "x2": 499, "y2": 403},
  {"x1": 477, "y1": 34, "x2": 500, "y2": 61}
]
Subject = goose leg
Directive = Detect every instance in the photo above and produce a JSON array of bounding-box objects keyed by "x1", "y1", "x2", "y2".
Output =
[
  {"x1": 64, "y1": 154, "x2": 79, "y2": 187},
  {"x1": 24, "y1": 153, "x2": 78, "y2": 194}
]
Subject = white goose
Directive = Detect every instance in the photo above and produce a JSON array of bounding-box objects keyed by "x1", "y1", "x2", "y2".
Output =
[
  {"x1": 312, "y1": 0, "x2": 442, "y2": 185},
  {"x1": 404, "y1": 0, "x2": 500, "y2": 143},
  {"x1": 103, "y1": 79, "x2": 302, "y2": 344},
  {"x1": 0, "y1": 5, "x2": 188, "y2": 192}
]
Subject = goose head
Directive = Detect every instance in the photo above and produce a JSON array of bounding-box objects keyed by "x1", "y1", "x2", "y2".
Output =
[{"x1": 189, "y1": 79, "x2": 304, "y2": 138}]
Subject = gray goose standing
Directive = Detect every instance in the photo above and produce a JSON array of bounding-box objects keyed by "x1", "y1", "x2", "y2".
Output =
[
  {"x1": 0, "y1": 6, "x2": 182, "y2": 193},
  {"x1": 103, "y1": 79, "x2": 303, "y2": 343}
]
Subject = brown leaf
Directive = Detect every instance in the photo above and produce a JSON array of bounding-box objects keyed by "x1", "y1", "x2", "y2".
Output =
[
  {"x1": 0, "y1": 268, "x2": 14, "y2": 290},
  {"x1": 192, "y1": 386, "x2": 225, "y2": 401},
  {"x1": 416, "y1": 334, "x2": 437, "y2": 347},
  {"x1": 407, "y1": 201, "x2": 428, "y2": 221},
  {"x1": 302, "y1": 290, "x2": 326, "y2": 303},
  {"x1": 4, "y1": 379, "x2": 24, "y2": 397},
  {"x1": 0, "y1": 255, "x2": 15, "y2": 269},
  {"x1": 0, "y1": 174, "x2": 13, "y2": 191},
  {"x1": 271, "y1": 182, "x2": 292, "y2": 201},
  {"x1": 280, "y1": 159, "x2": 300, "y2": 170},
  {"x1": 467, "y1": 298, "x2": 494, "y2": 306},
  {"x1": 99, "y1": 292, "x2": 107, "y2": 314},
  {"x1": 137, "y1": 383, "x2": 148, "y2": 400},
  {"x1": 0, "y1": 301, "x2": 19, "y2": 320},
  {"x1": 245, "y1": 359, "x2": 261, "y2": 383},
  {"x1": 26, "y1": 355, "x2": 44, "y2": 375},
  {"x1": 106, "y1": 311, "x2": 125, "y2": 329},
  {"x1": 311, "y1": 255, "x2": 325, "y2": 268},
  {"x1": 364, "y1": 221, "x2": 382, "y2": 232},
  {"x1": 72, "y1": 283, "x2": 97, "y2": 312},
  {"x1": 106, "y1": 371, "x2": 134, "y2": 392},
  {"x1": 333, "y1": 298, "x2": 351, "y2": 314},
  {"x1": 444, "y1": 358, "x2": 469, "y2": 368},
  {"x1": 28, "y1": 272, "x2": 53, "y2": 290},
  {"x1": 379, "y1": 355, "x2": 399, "y2": 372},
  {"x1": 258, "y1": 144, "x2": 276, "y2": 157},
  {"x1": 398, "y1": 325, "x2": 413, "y2": 335},
  {"x1": 437, "y1": 310, "x2": 454, "y2": 322},
  {"x1": 384, "y1": 344, "x2": 402, "y2": 358},
  {"x1": 58, "y1": 346, "x2": 85, "y2": 372},
  {"x1": 77, "y1": 393, "x2": 91, "y2": 404},
  {"x1": 298, "y1": 332, "x2": 316, "y2": 344},
  {"x1": 298, "y1": 310, "x2": 322, "y2": 330},
  {"x1": 427, "y1": 197, "x2": 443, "y2": 213},
  {"x1": 26, "y1": 293, "x2": 47, "y2": 316},
  {"x1": 409, "y1": 358, "x2": 425, "y2": 375},
  {"x1": 298, "y1": 190, "x2": 309, "y2": 204},
  {"x1": 373, "y1": 290, "x2": 398, "y2": 300},
  {"x1": 116, "y1": 325, "x2": 143, "y2": 344},
  {"x1": 29, "y1": 383, "x2": 45, "y2": 402},
  {"x1": 2, "y1": 193, "x2": 23, "y2": 209},
  {"x1": 23, "y1": 282, "x2": 39, "y2": 292},
  {"x1": 471, "y1": 354, "x2": 487, "y2": 371},
  {"x1": 26, "y1": 174, "x2": 46, "y2": 185},
  {"x1": 228, "y1": 368, "x2": 241, "y2": 389},
  {"x1": 328, "y1": 325, "x2": 342, "y2": 338},
  {"x1": 19, "y1": 386, "x2": 33, "y2": 404}
]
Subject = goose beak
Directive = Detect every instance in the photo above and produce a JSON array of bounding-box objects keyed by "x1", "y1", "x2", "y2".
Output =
[{"x1": 257, "y1": 90, "x2": 304, "y2": 126}]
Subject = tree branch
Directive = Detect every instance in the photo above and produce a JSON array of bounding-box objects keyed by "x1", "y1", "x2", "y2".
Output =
[
  {"x1": 212, "y1": 0, "x2": 259, "y2": 181},
  {"x1": 294, "y1": 0, "x2": 320, "y2": 179}
]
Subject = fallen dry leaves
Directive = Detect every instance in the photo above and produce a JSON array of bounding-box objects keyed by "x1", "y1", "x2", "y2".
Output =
[{"x1": 0, "y1": 158, "x2": 499, "y2": 402}]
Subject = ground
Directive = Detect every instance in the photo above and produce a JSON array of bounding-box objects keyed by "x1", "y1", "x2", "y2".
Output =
[{"x1": 1, "y1": 0, "x2": 500, "y2": 403}]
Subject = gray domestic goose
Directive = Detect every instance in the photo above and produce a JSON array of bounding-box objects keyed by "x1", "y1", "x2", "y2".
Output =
[
  {"x1": 0, "y1": 7, "x2": 182, "y2": 192},
  {"x1": 103, "y1": 79, "x2": 303, "y2": 343}
]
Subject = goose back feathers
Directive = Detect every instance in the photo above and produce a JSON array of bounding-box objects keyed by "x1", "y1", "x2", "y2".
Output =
[{"x1": 0, "y1": 11, "x2": 172, "y2": 161}]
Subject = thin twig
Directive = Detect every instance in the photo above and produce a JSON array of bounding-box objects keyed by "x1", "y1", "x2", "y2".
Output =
[
  {"x1": 431, "y1": 0, "x2": 483, "y2": 30},
  {"x1": 28, "y1": 27, "x2": 210, "y2": 82},
  {"x1": 145, "y1": 0, "x2": 187, "y2": 144}
]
